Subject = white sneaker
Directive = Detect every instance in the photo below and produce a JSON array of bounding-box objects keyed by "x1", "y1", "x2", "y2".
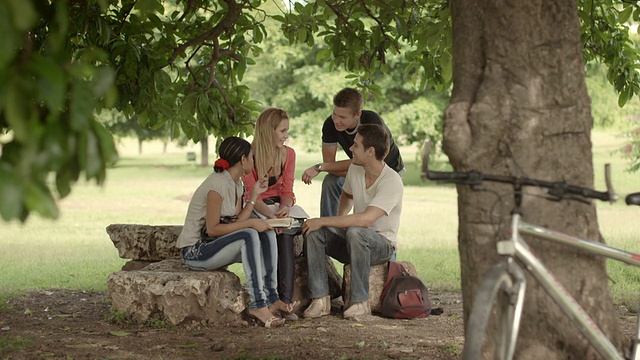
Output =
[
  {"x1": 303, "y1": 295, "x2": 331, "y2": 319},
  {"x1": 343, "y1": 301, "x2": 371, "y2": 319}
]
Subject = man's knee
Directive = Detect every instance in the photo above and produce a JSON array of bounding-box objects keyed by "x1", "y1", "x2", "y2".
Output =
[
  {"x1": 345, "y1": 226, "x2": 368, "y2": 242},
  {"x1": 305, "y1": 230, "x2": 324, "y2": 246}
]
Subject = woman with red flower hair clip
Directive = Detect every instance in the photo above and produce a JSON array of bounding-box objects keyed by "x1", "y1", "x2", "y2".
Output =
[{"x1": 177, "y1": 136, "x2": 287, "y2": 328}]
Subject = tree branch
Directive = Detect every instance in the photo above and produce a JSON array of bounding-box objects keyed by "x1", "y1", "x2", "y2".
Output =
[{"x1": 167, "y1": 0, "x2": 242, "y2": 66}]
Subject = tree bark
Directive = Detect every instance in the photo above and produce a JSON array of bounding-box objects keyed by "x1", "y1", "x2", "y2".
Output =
[
  {"x1": 447, "y1": 0, "x2": 623, "y2": 358},
  {"x1": 200, "y1": 136, "x2": 209, "y2": 167}
]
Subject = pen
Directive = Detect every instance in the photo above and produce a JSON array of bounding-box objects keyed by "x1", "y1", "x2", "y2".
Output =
[{"x1": 264, "y1": 166, "x2": 273, "y2": 178}]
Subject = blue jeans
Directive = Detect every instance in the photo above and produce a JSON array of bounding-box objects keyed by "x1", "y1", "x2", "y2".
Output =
[
  {"x1": 304, "y1": 226, "x2": 395, "y2": 303},
  {"x1": 181, "y1": 228, "x2": 279, "y2": 310},
  {"x1": 320, "y1": 174, "x2": 344, "y2": 217}
]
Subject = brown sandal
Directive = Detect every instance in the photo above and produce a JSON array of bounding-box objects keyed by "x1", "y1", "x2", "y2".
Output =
[
  {"x1": 247, "y1": 309, "x2": 285, "y2": 328},
  {"x1": 269, "y1": 300, "x2": 300, "y2": 315},
  {"x1": 255, "y1": 315, "x2": 285, "y2": 328}
]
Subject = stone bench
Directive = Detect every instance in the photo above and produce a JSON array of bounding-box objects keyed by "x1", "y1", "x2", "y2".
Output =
[
  {"x1": 105, "y1": 224, "x2": 342, "y2": 325},
  {"x1": 105, "y1": 224, "x2": 422, "y2": 323}
]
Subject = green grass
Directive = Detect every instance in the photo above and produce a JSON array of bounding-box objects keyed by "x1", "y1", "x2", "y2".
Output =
[
  {"x1": 0, "y1": 130, "x2": 638, "y2": 311},
  {"x1": 0, "y1": 335, "x2": 33, "y2": 355}
]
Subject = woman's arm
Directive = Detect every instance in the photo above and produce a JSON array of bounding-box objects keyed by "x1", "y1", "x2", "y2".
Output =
[
  {"x1": 279, "y1": 147, "x2": 296, "y2": 206},
  {"x1": 205, "y1": 190, "x2": 272, "y2": 236},
  {"x1": 242, "y1": 167, "x2": 278, "y2": 218},
  {"x1": 274, "y1": 147, "x2": 296, "y2": 218}
]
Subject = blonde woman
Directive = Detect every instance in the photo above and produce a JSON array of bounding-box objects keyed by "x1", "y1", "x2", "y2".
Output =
[{"x1": 243, "y1": 108, "x2": 305, "y2": 319}]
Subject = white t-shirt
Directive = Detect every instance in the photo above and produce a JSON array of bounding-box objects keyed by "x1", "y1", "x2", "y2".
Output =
[
  {"x1": 343, "y1": 163, "x2": 403, "y2": 245},
  {"x1": 176, "y1": 171, "x2": 242, "y2": 248}
]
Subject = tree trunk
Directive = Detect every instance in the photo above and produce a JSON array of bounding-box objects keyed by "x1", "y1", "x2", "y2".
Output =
[
  {"x1": 138, "y1": 138, "x2": 143, "y2": 155},
  {"x1": 200, "y1": 136, "x2": 209, "y2": 167},
  {"x1": 447, "y1": 0, "x2": 623, "y2": 358}
]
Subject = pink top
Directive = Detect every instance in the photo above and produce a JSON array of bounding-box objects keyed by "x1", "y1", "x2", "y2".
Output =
[{"x1": 242, "y1": 146, "x2": 296, "y2": 205}]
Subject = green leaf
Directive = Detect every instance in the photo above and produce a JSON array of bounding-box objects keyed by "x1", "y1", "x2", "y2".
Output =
[
  {"x1": 4, "y1": 78, "x2": 32, "y2": 142},
  {"x1": 134, "y1": 0, "x2": 163, "y2": 16},
  {"x1": 31, "y1": 56, "x2": 66, "y2": 113},
  {"x1": 0, "y1": 167, "x2": 24, "y2": 221},
  {"x1": 618, "y1": 87, "x2": 629, "y2": 107},
  {"x1": 0, "y1": 3, "x2": 17, "y2": 69},
  {"x1": 618, "y1": 6, "x2": 633, "y2": 24},
  {"x1": 55, "y1": 168, "x2": 72, "y2": 198},
  {"x1": 25, "y1": 182, "x2": 59, "y2": 219},
  {"x1": 92, "y1": 120, "x2": 118, "y2": 165},
  {"x1": 91, "y1": 67, "x2": 115, "y2": 97},
  {"x1": 84, "y1": 128, "x2": 102, "y2": 180},
  {"x1": 70, "y1": 80, "x2": 95, "y2": 131},
  {"x1": 7, "y1": 0, "x2": 37, "y2": 31},
  {"x1": 109, "y1": 331, "x2": 130, "y2": 337},
  {"x1": 181, "y1": 93, "x2": 198, "y2": 118}
]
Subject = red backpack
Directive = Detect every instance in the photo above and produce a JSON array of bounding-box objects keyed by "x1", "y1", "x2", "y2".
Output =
[{"x1": 379, "y1": 261, "x2": 432, "y2": 319}]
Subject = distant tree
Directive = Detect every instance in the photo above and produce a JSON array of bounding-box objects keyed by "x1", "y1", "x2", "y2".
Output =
[{"x1": 101, "y1": 111, "x2": 170, "y2": 154}]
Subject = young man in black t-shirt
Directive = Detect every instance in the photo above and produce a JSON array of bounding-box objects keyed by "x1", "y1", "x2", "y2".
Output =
[{"x1": 301, "y1": 88, "x2": 404, "y2": 217}]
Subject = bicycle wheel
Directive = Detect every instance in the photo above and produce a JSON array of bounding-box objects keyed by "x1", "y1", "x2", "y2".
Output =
[{"x1": 462, "y1": 260, "x2": 526, "y2": 360}]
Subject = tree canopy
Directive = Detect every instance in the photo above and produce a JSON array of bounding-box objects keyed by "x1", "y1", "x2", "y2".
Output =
[{"x1": 1, "y1": 0, "x2": 640, "y2": 222}]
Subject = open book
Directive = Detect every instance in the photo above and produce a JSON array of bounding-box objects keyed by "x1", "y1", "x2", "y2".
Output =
[
  {"x1": 265, "y1": 218, "x2": 295, "y2": 228},
  {"x1": 254, "y1": 204, "x2": 309, "y2": 228},
  {"x1": 253, "y1": 204, "x2": 309, "y2": 220}
]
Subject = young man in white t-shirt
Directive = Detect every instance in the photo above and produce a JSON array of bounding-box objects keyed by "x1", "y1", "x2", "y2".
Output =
[{"x1": 301, "y1": 124, "x2": 404, "y2": 319}]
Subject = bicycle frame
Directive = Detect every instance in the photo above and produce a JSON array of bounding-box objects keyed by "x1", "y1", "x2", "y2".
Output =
[{"x1": 502, "y1": 213, "x2": 640, "y2": 360}]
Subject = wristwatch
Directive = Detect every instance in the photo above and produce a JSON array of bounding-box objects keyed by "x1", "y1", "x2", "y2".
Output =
[{"x1": 314, "y1": 163, "x2": 322, "y2": 172}]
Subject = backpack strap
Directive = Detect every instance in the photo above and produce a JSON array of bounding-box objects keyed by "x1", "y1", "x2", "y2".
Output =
[
  {"x1": 386, "y1": 261, "x2": 406, "y2": 283},
  {"x1": 380, "y1": 261, "x2": 407, "y2": 302}
]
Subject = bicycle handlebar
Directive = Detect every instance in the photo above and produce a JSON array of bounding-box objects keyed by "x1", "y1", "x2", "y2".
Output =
[{"x1": 420, "y1": 140, "x2": 618, "y2": 203}]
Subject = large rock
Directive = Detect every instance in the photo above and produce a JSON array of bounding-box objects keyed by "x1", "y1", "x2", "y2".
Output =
[
  {"x1": 106, "y1": 224, "x2": 181, "y2": 261},
  {"x1": 105, "y1": 225, "x2": 346, "y2": 322},
  {"x1": 107, "y1": 259, "x2": 245, "y2": 325},
  {"x1": 342, "y1": 261, "x2": 418, "y2": 313}
]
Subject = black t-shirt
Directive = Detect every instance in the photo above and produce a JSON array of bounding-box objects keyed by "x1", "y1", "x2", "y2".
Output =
[{"x1": 321, "y1": 110, "x2": 404, "y2": 172}]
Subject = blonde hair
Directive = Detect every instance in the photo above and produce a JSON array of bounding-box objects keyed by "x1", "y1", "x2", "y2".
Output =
[{"x1": 252, "y1": 108, "x2": 289, "y2": 177}]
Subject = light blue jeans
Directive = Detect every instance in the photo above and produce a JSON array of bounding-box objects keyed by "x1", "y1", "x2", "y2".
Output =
[
  {"x1": 304, "y1": 226, "x2": 395, "y2": 303},
  {"x1": 181, "y1": 228, "x2": 279, "y2": 310},
  {"x1": 320, "y1": 174, "x2": 345, "y2": 218}
]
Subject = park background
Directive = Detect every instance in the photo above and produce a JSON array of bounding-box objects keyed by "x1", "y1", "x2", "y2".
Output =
[
  {"x1": 2, "y1": 126, "x2": 638, "y2": 312},
  {"x1": 1, "y1": 0, "x2": 640, "y2": 338}
]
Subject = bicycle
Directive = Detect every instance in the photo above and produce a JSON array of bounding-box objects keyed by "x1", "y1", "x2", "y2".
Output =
[{"x1": 421, "y1": 143, "x2": 640, "y2": 360}]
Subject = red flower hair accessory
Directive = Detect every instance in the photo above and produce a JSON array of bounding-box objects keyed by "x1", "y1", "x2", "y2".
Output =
[{"x1": 214, "y1": 158, "x2": 230, "y2": 170}]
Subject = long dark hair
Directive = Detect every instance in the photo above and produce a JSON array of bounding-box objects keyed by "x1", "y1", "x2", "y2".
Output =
[{"x1": 214, "y1": 136, "x2": 251, "y2": 173}]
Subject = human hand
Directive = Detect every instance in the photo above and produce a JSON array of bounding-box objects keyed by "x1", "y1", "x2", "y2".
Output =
[
  {"x1": 302, "y1": 166, "x2": 319, "y2": 185},
  {"x1": 251, "y1": 219, "x2": 273, "y2": 232},
  {"x1": 252, "y1": 175, "x2": 269, "y2": 196},
  {"x1": 275, "y1": 205, "x2": 290, "y2": 218},
  {"x1": 301, "y1": 217, "x2": 323, "y2": 236}
]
